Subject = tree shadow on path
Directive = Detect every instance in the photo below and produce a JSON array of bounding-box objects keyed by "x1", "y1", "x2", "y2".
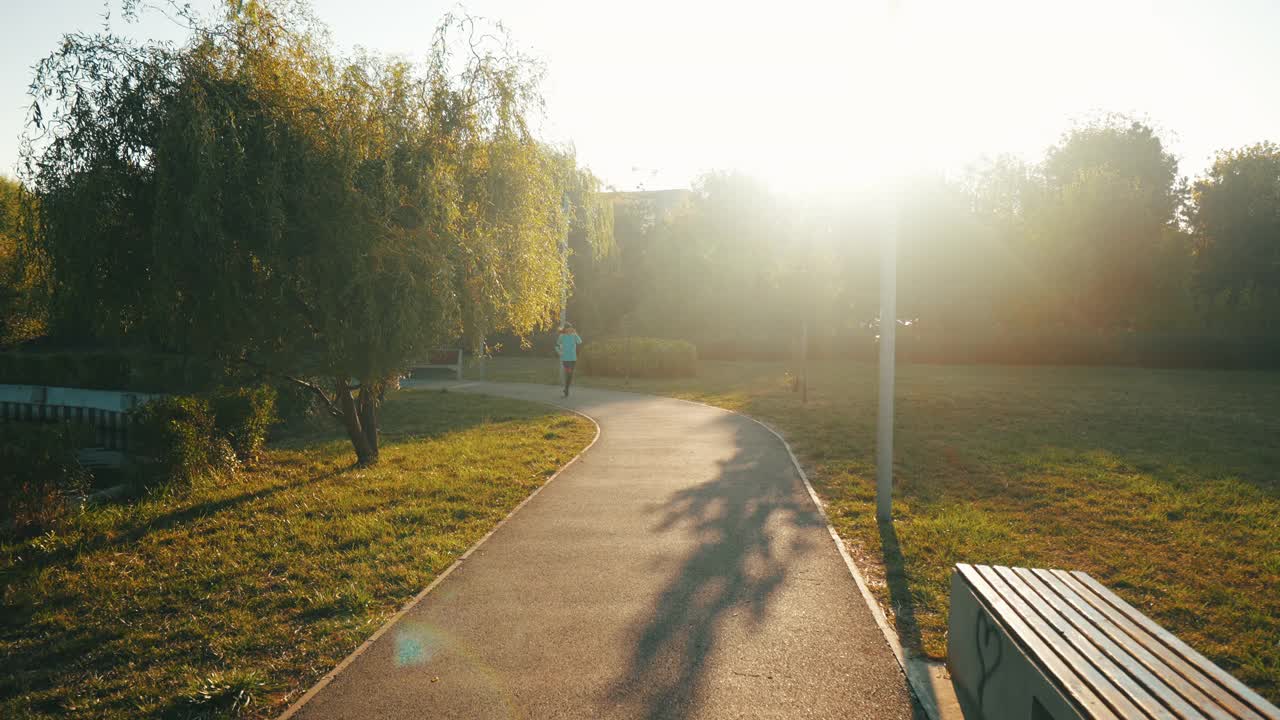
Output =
[{"x1": 607, "y1": 421, "x2": 824, "y2": 719}]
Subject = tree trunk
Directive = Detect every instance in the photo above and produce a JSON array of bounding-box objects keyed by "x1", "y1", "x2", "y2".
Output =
[
  {"x1": 337, "y1": 379, "x2": 378, "y2": 466},
  {"x1": 357, "y1": 381, "x2": 379, "y2": 462}
]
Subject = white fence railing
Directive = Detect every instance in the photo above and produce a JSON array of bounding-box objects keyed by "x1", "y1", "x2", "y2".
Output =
[{"x1": 1, "y1": 400, "x2": 134, "y2": 453}]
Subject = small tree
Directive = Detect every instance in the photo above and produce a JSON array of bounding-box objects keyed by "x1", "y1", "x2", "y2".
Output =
[
  {"x1": 24, "y1": 1, "x2": 609, "y2": 464},
  {"x1": 1191, "y1": 142, "x2": 1280, "y2": 331}
]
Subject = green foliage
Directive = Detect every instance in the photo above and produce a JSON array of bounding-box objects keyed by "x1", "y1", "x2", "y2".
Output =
[
  {"x1": 563, "y1": 115, "x2": 1280, "y2": 368},
  {"x1": 1030, "y1": 118, "x2": 1187, "y2": 332},
  {"x1": 22, "y1": 1, "x2": 609, "y2": 463},
  {"x1": 897, "y1": 116, "x2": 1189, "y2": 338},
  {"x1": 1191, "y1": 141, "x2": 1280, "y2": 332},
  {"x1": 633, "y1": 175, "x2": 795, "y2": 342},
  {"x1": 126, "y1": 385, "x2": 275, "y2": 491},
  {"x1": 0, "y1": 176, "x2": 45, "y2": 347},
  {"x1": 129, "y1": 395, "x2": 228, "y2": 491},
  {"x1": 208, "y1": 385, "x2": 277, "y2": 462},
  {"x1": 0, "y1": 351, "x2": 219, "y2": 392},
  {"x1": 578, "y1": 337, "x2": 697, "y2": 378},
  {"x1": 1043, "y1": 116, "x2": 1182, "y2": 223},
  {"x1": 0, "y1": 423, "x2": 89, "y2": 537},
  {"x1": 271, "y1": 377, "x2": 322, "y2": 429}
]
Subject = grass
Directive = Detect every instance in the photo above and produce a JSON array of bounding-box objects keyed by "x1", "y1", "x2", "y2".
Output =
[
  {"x1": 470, "y1": 356, "x2": 1280, "y2": 703},
  {"x1": 0, "y1": 389, "x2": 594, "y2": 719}
]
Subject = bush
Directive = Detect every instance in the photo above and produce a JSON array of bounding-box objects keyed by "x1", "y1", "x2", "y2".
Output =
[
  {"x1": 0, "y1": 351, "x2": 220, "y2": 392},
  {"x1": 0, "y1": 423, "x2": 90, "y2": 537},
  {"x1": 208, "y1": 385, "x2": 277, "y2": 462},
  {"x1": 578, "y1": 337, "x2": 697, "y2": 378},
  {"x1": 699, "y1": 336, "x2": 793, "y2": 362},
  {"x1": 271, "y1": 379, "x2": 323, "y2": 432},
  {"x1": 129, "y1": 396, "x2": 228, "y2": 491}
]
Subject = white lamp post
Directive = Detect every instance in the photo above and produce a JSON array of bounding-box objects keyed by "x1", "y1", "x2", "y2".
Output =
[
  {"x1": 876, "y1": 194, "x2": 897, "y2": 523},
  {"x1": 876, "y1": 0, "x2": 903, "y2": 524}
]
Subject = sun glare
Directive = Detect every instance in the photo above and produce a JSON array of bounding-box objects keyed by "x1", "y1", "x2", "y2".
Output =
[{"x1": 543, "y1": 0, "x2": 1190, "y2": 194}]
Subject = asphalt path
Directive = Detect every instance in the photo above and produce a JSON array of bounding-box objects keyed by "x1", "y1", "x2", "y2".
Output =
[{"x1": 286, "y1": 382, "x2": 919, "y2": 719}]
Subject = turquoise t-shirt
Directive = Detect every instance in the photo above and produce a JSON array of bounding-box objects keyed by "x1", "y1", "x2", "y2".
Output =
[{"x1": 558, "y1": 333, "x2": 582, "y2": 361}]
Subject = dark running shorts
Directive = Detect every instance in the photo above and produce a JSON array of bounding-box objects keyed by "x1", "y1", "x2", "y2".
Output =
[{"x1": 562, "y1": 361, "x2": 576, "y2": 370}]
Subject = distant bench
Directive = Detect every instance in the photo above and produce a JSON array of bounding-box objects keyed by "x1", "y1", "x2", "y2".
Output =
[
  {"x1": 409, "y1": 348, "x2": 463, "y2": 381},
  {"x1": 949, "y1": 563, "x2": 1279, "y2": 720}
]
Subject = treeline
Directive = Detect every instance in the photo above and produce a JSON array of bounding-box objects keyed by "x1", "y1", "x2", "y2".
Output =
[{"x1": 566, "y1": 117, "x2": 1280, "y2": 368}]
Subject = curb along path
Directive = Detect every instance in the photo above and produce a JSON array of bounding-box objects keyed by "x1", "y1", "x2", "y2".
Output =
[{"x1": 284, "y1": 382, "x2": 920, "y2": 719}]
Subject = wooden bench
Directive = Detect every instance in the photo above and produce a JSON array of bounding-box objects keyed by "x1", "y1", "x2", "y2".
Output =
[
  {"x1": 409, "y1": 348, "x2": 463, "y2": 381},
  {"x1": 949, "y1": 563, "x2": 1279, "y2": 720}
]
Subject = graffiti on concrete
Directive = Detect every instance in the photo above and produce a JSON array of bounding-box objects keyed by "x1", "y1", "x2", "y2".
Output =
[{"x1": 976, "y1": 610, "x2": 1004, "y2": 710}]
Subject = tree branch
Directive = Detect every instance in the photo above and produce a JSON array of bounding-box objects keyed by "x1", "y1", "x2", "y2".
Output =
[
  {"x1": 230, "y1": 354, "x2": 342, "y2": 420},
  {"x1": 285, "y1": 374, "x2": 343, "y2": 419}
]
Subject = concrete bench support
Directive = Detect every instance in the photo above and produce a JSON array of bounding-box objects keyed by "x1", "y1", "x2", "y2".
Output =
[
  {"x1": 949, "y1": 563, "x2": 1279, "y2": 720},
  {"x1": 410, "y1": 348, "x2": 463, "y2": 381}
]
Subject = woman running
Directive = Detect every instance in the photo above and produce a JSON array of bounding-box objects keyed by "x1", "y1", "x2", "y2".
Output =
[{"x1": 556, "y1": 324, "x2": 582, "y2": 397}]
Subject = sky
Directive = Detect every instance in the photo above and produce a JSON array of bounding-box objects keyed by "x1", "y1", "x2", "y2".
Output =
[{"x1": 2, "y1": 0, "x2": 1279, "y2": 192}]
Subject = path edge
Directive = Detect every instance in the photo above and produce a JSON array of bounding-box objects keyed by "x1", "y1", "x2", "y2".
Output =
[
  {"x1": 275, "y1": 403, "x2": 602, "y2": 720},
  {"x1": 665, "y1": 395, "x2": 957, "y2": 720}
]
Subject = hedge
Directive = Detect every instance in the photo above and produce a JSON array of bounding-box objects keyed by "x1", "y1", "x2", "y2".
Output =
[
  {"x1": 0, "y1": 423, "x2": 90, "y2": 537},
  {"x1": 698, "y1": 332, "x2": 1280, "y2": 370},
  {"x1": 0, "y1": 351, "x2": 221, "y2": 393},
  {"x1": 578, "y1": 337, "x2": 697, "y2": 378},
  {"x1": 893, "y1": 333, "x2": 1280, "y2": 369}
]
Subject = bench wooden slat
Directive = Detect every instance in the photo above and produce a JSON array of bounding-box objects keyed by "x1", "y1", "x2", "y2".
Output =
[
  {"x1": 1054, "y1": 571, "x2": 1269, "y2": 720},
  {"x1": 1063, "y1": 571, "x2": 1278, "y2": 720},
  {"x1": 992, "y1": 565, "x2": 1183, "y2": 720},
  {"x1": 1009, "y1": 567, "x2": 1214, "y2": 720},
  {"x1": 1029, "y1": 569, "x2": 1234, "y2": 720},
  {"x1": 976, "y1": 565, "x2": 1150, "y2": 718},
  {"x1": 957, "y1": 563, "x2": 1123, "y2": 719}
]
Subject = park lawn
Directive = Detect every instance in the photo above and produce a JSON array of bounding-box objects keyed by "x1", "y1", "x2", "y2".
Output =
[
  {"x1": 0, "y1": 389, "x2": 594, "y2": 719},
  {"x1": 473, "y1": 356, "x2": 1280, "y2": 703}
]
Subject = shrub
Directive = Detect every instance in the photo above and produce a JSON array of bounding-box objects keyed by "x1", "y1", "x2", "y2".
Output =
[
  {"x1": 129, "y1": 395, "x2": 227, "y2": 491},
  {"x1": 0, "y1": 351, "x2": 220, "y2": 392},
  {"x1": 578, "y1": 337, "x2": 697, "y2": 378},
  {"x1": 208, "y1": 385, "x2": 277, "y2": 462},
  {"x1": 271, "y1": 379, "x2": 323, "y2": 432},
  {"x1": 0, "y1": 423, "x2": 90, "y2": 537}
]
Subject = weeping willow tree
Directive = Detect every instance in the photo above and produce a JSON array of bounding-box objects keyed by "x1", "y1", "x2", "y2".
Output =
[
  {"x1": 23, "y1": 1, "x2": 609, "y2": 464},
  {"x1": 0, "y1": 175, "x2": 45, "y2": 347}
]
